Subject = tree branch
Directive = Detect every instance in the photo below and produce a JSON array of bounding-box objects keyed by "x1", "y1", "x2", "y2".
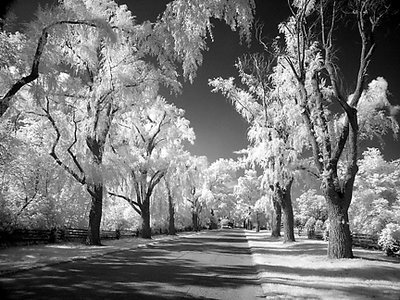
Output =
[
  {"x1": 0, "y1": 20, "x2": 107, "y2": 118},
  {"x1": 43, "y1": 98, "x2": 86, "y2": 186},
  {"x1": 108, "y1": 191, "x2": 142, "y2": 215}
]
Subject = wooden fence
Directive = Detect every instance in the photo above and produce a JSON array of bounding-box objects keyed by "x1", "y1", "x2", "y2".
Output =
[
  {"x1": 351, "y1": 233, "x2": 380, "y2": 249},
  {"x1": 310, "y1": 230, "x2": 393, "y2": 251},
  {"x1": 0, "y1": 228, "x2": 137, "y2": 247}
]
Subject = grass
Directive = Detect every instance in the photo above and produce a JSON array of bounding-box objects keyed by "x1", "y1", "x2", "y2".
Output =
[{"x1": 246, "y1": 230, "x2": 400, "y2": 300}]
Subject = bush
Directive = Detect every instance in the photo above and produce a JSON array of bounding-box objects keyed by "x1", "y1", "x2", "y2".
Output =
[
  {"x1": 305, "y1": 217, "x2": 316, "y2": 239},
  {"x1": 378, "y1": 223, "x2": 400, "y2": 256}
]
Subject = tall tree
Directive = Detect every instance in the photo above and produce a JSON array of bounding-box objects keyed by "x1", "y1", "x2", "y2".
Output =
[
  {"x1": 210, "y1": 53, "x2": 303, "y2": 242},
  {"x1": 108, "y1": 97, "x2": 195, "y2": 238},
  {"x1": 270, "y1": 0, "x2": 398, "y2": 257},
  {"x1": 233, "y1": 169, "x2": 263, "y2": 231},
  {"x1": 204, "y1": 158, "x2": 237, "y2": 221},
  {"x1": 183, "y1": 155, "x2": 209, "y2": 231},
  {"x1": 0, "y1": 0, "x2": 255, "y2": 244}
]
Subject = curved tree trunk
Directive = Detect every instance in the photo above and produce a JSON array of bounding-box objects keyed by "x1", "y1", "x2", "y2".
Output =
[{"x1": 271, "y1": 198, "x2": 281, "y2": 238}]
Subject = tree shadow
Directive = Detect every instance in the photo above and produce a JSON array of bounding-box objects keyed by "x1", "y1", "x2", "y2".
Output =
[
  {"x1": 0, "y1": 229, "x2": 264, "y2": 300},
  {"x1": 246, "y1": 231, "x2": 400, "y2": 299}
]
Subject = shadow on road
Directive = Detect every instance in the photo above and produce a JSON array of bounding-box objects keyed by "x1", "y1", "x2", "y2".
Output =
[{"x1": 0, "y1": 229, "x2": 263, "y2": 300}]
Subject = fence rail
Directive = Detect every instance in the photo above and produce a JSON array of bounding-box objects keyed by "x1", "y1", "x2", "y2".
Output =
[
  {"x1": 351, "y1": 233, "x2": 380, "y2": 249},
  {"x1": 0, "y1": 227, "x2": 137, "y2": 247},
  {"x1": 308, "y1": 230, "x2": 399, "y2": 253}
]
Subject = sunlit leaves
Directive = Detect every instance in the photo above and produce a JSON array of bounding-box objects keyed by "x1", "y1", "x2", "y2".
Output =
[
  {"x1": 349, "y1": 148, "x2": 400, "y2": 235},
  {"x1": 160, "y1": 0, "x2": 255, "y2": 82}
]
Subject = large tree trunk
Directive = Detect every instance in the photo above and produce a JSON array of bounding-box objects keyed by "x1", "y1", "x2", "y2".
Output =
[
  {"x1": 85, "y1": 137, "x2": 105, "y2": 246},
  {"x1": 325, "y1": 189, "x2": 353, "y2": 258},
  {"x1": 85, "y1": 182, "x2": 103, "y2": 245},
  {"x1": 168, "y1": 192, "x2": 176, "y2": 235},
  {"x1": 141, "y1": 197, "x2": 152, "y2": 239},
  {"x1": 278, "y1": 181, "x2": 295, "y2": 242},
  {"x1": 271, "y1": 198, "x2": 281, "y2": 238}
]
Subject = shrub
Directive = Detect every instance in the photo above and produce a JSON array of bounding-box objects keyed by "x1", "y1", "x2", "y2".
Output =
[
  {"x1": 305, "y1": 217, "x2": 316, "y2": 239},
  {"x1": 378, "y1": 223, "x2": 400, "y2": 256}
]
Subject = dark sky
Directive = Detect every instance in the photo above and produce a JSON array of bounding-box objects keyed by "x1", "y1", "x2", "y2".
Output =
[{"x1": 2, "y1": 0, "x2": 400, "y2": 162}]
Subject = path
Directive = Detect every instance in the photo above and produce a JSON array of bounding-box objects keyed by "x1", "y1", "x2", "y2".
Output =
[{"x1": 0, "y1": 229, "x2": 265, "y2": 299}]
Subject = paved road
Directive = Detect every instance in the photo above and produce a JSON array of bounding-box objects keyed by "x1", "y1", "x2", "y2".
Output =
[{"x1": 0, "y1": 229, "x2": 265, "y2": 299}]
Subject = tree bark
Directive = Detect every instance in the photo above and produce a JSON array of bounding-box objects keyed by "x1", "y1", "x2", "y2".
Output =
[
  {"x1": 279, "y1": 181, "x2": 295, "y2": 242},
  {"x1": 255, "y1": 212, "x2": 260, "y2": 232},
  {"x1": 192, "y1": 212, "x2": 199, "y2": 231},
  {"x1": 85, "y1": 137, "x2": 105, "y2": 245},
  {"x1": 85, "y1": 182, "x2": 103, "y2": 245},
  {"x1": 141, "y1": 197, "x2": 152, "y2": 239},
  {"x1": 271, "y1": 198, "x2": 281, "y2": 238},
  {"x1": 168, "y1": 191, "x2": 176, "y2": 235},
  {"x1": 325, "y1": 188, "x2": 353, "y2": 258}
]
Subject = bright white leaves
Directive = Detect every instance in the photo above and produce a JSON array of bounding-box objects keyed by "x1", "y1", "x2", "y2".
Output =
[
  {"x1": 107, "y1": 96, "x2": 195, "y2": 194},
  {"x1": 110, "y1": 97, "x2": 194, "y2": 167},
  {"x1": 350, "y1": 148, "x2": 400, "y2": 234},
  {"x1": 292, "y1": 0, "x2": 316, "y2": 16},
  {"x1": 160, "y1": 0, "x2": 255, "y2": 82},
  {"x1": 210, "y1": 54, "x2": 306, "y2": 187},
  {"x1": 357, "y1": 77, "x2": 400, "y2": 139}
]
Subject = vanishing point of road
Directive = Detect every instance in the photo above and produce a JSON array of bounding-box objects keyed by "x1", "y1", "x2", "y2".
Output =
[{"x1": 0, "y1": 229, "x2": 265, "y2": 299}]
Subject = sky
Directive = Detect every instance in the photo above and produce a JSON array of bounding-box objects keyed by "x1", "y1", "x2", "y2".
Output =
[{"x1": 1, "y1": 0, "x2": 400, "y2": 163}]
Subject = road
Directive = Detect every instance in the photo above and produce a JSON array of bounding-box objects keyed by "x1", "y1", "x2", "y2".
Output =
[{"x1": 0, "y1": 229, "x2": 265, "y2": 299}]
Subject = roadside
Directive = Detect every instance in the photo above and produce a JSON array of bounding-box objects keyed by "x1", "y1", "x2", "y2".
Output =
[
  {"x1": 245, "y1": 230, "x2": 400, "y2": 300},
  {"x1": 0, "y1": 231, "x2": 200, "y2": 277}
]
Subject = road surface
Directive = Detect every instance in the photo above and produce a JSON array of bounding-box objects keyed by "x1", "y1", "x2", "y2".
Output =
[{"x1": 0, "y1": 229, "x2": 265, "y2": 299}]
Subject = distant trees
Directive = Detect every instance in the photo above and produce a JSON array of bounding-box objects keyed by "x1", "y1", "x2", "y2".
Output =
[
  {"x1": 210, "y1": 52, "x2": 303, "y2": 241},
  {"x1": 233, "y1": 169, "x2": 263, "y2": 230},
  {"x1": 182, "y1": 155, "x2": 209, "y2": 231}
]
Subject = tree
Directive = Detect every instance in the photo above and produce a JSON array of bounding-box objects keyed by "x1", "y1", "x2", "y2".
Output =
[
  {"x1": 204, "y1": 158, "x2": 237, "y2": 223},
  {"x1": 270, "y1": 0, "x2": 398, "y2": 257},
  {"x1": 108, "y1": 97, "x2": 195, "y2": 238},
  {"x1": 182, "y1": 155, "x2": 209, "y2": 231},
  {"x1": 210, "y1": 53, "x2": 303, "y2": 242},
  {"x1": 0, "y1": 0, "x2": 255, "y2": 244},
  {"x1": 295, "y1": 189, "x2": 327, "y2": 224},
  {"x1": 234, "y1": 169, "x2": 263, "y2": 231},
  {"x1": 349, "y1": 148, "x2": 400, "y2": 235}
]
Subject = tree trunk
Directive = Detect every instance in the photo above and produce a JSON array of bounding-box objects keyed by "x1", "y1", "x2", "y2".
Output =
[
  {"x1": 85, "y1": 137, "x2": 105, "y2": 246},
  {"x1": 279, "y1": 182, "x2": 295, "y2": 242},
  {"x1": 271, "y1": 198, "x2": 281, "y2": 238},
  {"x1": 192, "y1": 212, "x2": 199, "y2": 231},
  {"x1": 168, "y1": 192, "x2": 176, "y2": 235},
  {"x1": 255, "y1": 212, "x2": 260, "y2": 232},
  {"x1": 141, "y1": 197, "x2": 152, "y2": 239},
  {"x1": 85, "y1": 182, "x2": 103, "y2": 245},
  {"x1": 325, "y1": 190, "x2": 353, "y2": 258}
]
